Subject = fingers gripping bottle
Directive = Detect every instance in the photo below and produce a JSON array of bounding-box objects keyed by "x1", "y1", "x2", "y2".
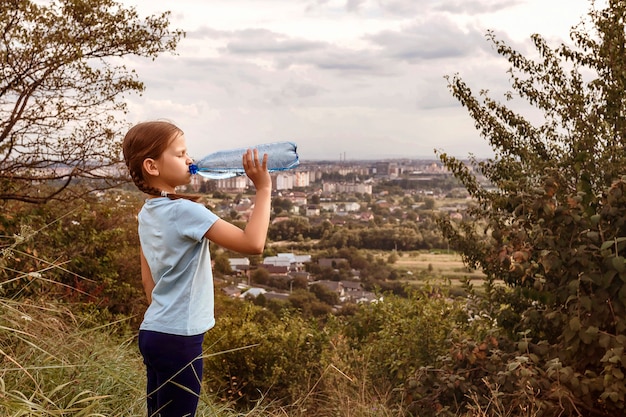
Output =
[{"x1": 189, "y1": 141, "x2": 299, "y2": 179}]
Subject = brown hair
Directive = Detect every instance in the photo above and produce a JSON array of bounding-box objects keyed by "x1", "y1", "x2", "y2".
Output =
[{"x1": 122, "y1": 121, "x2": 200, "y2": 201}]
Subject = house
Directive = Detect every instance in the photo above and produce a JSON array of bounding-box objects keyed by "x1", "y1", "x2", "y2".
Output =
[
  {"x1": 234, "y1": 287, "x2": 291, "y2": 301},
  {"x1": 311, "y1": 280, "x2": 344, "y2": 298},
  {"x1": 239, "y1": 287, "x2": 266, "y2": 299},
  {"x1": 340, "y1": 280, "x2": 362, "y2": 294},
  {"x1": 259, "y1": 264, "x2": 290, "y2": 274},
  {"x1": 221, "y1": 285, "x2": 241, "y2": 298},
  {"x1": 234, "y1": 200, "x2": 254, "y2": 221},
  {"x1": 228, "y1": 258, "x2": 251, "y2": 275},
  {"x1": 262, "y1": 256, "x2": 291, "y2": 268},
  {"x1": 305, "y1": 205, "x2": 320, "y2": 217},
  {"x1": 289, "y1": 270, "x2": 311, "y2": 282},
  {"x1": 374, "y1": 199, "x2": 390, "y2": 208},
  {"x1": 282, "y1": 191, "x2": 307, "y2": 207},
  {"x1": 320, "y1": 202, "x2": 337, "y2": 212},
  {"x1": 339, "y1": 281, "x2": 378, "y2": 303},
  {"x1": 263, "y1": 291, "x2": 290, "y2": 301},
  {"x1": 263, "y1": 253, "x2": 311, "y2": 272},
  {"x1": 359, "y1": 211, "x2": 374, "y2": 222},
  {"x1": 342, "y1": 202, "x2": 361, "y2": 212},
  {"x1": 213, "y1": 175, "x2": 249, "y2": 192},
  {"x1": 355, "y1": 292, "x2": 382, "y2": 304}
]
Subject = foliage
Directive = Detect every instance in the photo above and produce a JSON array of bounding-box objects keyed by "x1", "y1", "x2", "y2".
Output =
[
  {"x1": 266, "y1": 210, "x2": 448, "y2": 251},
  {"x1": 268, "y1": 216, "x2": 312, "y2": 241},
  {"x1": 0, "y1": 0, "x2": 183, "y2": 203},
  {"x1": 317, "y1": 220, "x2": 447, "y2": 251},
  {"x1": 437, "y1": 1, "x2": 626, "y2": 415},
  {"x1": 271, "y1": 196, "x2": 294, "y2": 216},
  {"x1": 309, "y1": 282, "x2": 340, "y2": 306},
  {"x1": 0, "y1": 296, "x2": 313, "y2": 417},
  {"x1": 287, "y1": 288, "x2": 333, "y2": 317},
  {"x1": 213, "y1": 251, "x2": 234, "y2": 276},
  {"x1": 343, "y1": 289, "x2": 470, "y2": 410},
  {"x1": 203, "y1": 298, "x2": 331, "y2": 408},
  {"x1": 0, "y1": 193, "x2": 147, "y2": 324},
  {"x1": 0, "y1": 297, "x2": 146, "y2": 416}
]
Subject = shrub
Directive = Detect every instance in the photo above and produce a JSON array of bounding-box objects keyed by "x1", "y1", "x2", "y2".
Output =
[
  {"x1": 343, "y1": 289, "x2": 470, "y2": 409},
  {"x1": 203, "y1": 300, "x2": 331, "y2": 408}
]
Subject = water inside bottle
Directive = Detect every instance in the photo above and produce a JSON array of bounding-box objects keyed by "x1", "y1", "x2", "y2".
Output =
[{"x1": 196, "y1": 170, "x2": 244, "y2": 180}]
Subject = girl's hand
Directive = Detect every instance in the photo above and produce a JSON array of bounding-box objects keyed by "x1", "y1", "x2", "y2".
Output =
[
  {"x1": 206, "y1": 148, "x2": 272, "y2": 254},
  {"x1": 243, "y1": 149, "x2": 271, "y2": 191}
]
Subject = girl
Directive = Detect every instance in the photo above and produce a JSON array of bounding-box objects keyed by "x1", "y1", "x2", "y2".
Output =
[{"x1": 122, "y1": 120, "x2": 271, "y2": 417}]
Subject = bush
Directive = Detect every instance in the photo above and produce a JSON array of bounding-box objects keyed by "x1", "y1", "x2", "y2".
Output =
[
  {"x1": 0, "y1": 193, "x2": 147, "y2": 325},
  {"x1": 203, "y1": 300, "x2": 331, "y2": 408},
  {"x1": 343, "y1": 289, "x2": 470, "y2": 409}
]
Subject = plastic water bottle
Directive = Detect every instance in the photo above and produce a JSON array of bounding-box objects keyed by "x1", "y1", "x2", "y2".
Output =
[{"x1": 189, "y1": 141, "x2": 299, "y2": 179}]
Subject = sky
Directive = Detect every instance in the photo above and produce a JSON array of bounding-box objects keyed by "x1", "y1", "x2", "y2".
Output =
[{"x1": 118, "y1": 0, "x2": 596, "y2": 162}]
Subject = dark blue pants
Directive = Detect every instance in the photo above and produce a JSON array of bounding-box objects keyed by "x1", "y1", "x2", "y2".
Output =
[{"x1": 138, "y1": 330, "x2": 205, "y2": 417}]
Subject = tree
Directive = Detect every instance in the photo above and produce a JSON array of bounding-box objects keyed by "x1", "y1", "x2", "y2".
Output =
[
  {"x1": 0, "y1": 0, "x2": 183, "y2": 203},
  {"x1": 309, "y1": 283, "x2": 340, "y2": 306},
  {"x1": 251, "y1": 267, "x2": 270, "y2": 286},
  {"x1": 437, "y1": 1, "x2": 626, "y2": 414},
  {"x1": 268, "y1": 216, "x2": 311, "y2": 241},
  {"x1": 213, "y1": 253, "x2": 233, "y2": 276}
]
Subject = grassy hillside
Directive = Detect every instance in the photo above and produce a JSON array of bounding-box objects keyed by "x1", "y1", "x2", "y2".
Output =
[{"x1": 0, "y1": 298, "x2": 292, "y2": 416}]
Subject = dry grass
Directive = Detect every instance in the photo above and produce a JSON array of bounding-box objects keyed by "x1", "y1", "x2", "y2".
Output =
[
  {"x1": 391, "y1": 251, "x2": 487, "y2": 292},
  {"x1": 394, "y1": 251, "x2": 482, "y2": 277},
  {"x1": 0, "y1": 295, "x2": 406, "y2": 416},
  {"x1": 0, "y1": 297, "x2": 147, "y2": 416},
  {"x1": 0, "y1": 296, "x2": 276, "y2": 416}
]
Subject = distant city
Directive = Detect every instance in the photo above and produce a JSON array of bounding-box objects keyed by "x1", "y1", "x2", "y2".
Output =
[{"x1": 190, "y1": 159, "x2": 479, "y2": 193}]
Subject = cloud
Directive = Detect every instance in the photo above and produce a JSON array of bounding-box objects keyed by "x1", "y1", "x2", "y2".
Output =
[
  {"x1": 368, "y1": 17, "x2": 491, "y2": 62},
  {"x1": 338, "y1": 0, "x2": 521, "y2": 16},
  {"x1": 224, "y1": 29, "x2": 326, "y2": 54},
  {"x1": 119, "y1": 0, "x2": 592, "y2": 160},
  {"x1": 434, "y1": 0, "x2": 522, "y2": 14}
]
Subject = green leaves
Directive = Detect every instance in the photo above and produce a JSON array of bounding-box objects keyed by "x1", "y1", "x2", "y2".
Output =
[
  {"x1": 0, "y1": 0, "x2": 183, "y2": 203},
  {"x1": 438, "y1": 1, "x2": 626, "y2": 415}
]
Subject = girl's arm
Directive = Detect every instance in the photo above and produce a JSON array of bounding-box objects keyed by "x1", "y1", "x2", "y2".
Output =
[
  {"x1": 140, "y1": 247, "x2": 155, "y2": 304},
  {"x1": 205, "y1": 149, "x2": 271, "y2": 254}
]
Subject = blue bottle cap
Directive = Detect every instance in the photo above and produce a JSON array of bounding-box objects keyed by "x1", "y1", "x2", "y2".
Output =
[{"x1": 189, "y1": 164, "x2": 198, "y2": 175}]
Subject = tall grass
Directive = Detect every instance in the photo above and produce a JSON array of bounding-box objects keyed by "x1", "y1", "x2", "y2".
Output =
[
  {"x1": 0, "y1": 293, "x2": 419, "y2": 417},
  {"x1": 0, "y1": 297, "x2": 146, "y2": 415},
  {"x1": 0, "y1": 297, "x2": 261, "y2": 416}
]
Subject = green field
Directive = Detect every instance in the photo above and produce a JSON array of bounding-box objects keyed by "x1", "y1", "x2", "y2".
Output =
[
  {"x1": 391, "y1": 251, "x2": 489, "y2": 290},
  {"x1": 395, "y1": 251, "x2": 480, "y2": 274}
]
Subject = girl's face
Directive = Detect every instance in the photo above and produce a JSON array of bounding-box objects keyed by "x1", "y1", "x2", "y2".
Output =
[{"x1": 147, "y1": 133, "x2": 193, "y2": 193}]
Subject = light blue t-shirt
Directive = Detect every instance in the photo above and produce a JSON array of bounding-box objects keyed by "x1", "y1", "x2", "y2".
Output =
[{"x1": 138, "y1": 197, "x2": 219, "y2": 336}]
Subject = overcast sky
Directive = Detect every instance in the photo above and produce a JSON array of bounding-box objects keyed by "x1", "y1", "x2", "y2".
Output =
[{"x1": 119, "y1": 0, "x2": 596, "y2": 161}]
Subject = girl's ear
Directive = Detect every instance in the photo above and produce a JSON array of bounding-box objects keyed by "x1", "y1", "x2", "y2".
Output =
[{"x1": 143, "y1": 158, "x2": 160, "y2": 177}]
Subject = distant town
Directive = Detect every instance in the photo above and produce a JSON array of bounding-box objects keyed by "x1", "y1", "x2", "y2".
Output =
[
  {"x1": 190, "y1": 158, "x2": 482, "y2": 194},
  {"x1": 185, "y1": 158, "x2": 486, "y2": 306}
]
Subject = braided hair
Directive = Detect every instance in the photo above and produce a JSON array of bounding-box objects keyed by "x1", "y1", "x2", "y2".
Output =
[{"x1": 122, "y1": 121, "x2": 200, "y2": 201}]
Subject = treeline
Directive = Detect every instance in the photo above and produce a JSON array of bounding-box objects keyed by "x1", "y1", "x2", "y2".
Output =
[{"x1": 268, "y1": 215, "x2": 448, "y2": 250}]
